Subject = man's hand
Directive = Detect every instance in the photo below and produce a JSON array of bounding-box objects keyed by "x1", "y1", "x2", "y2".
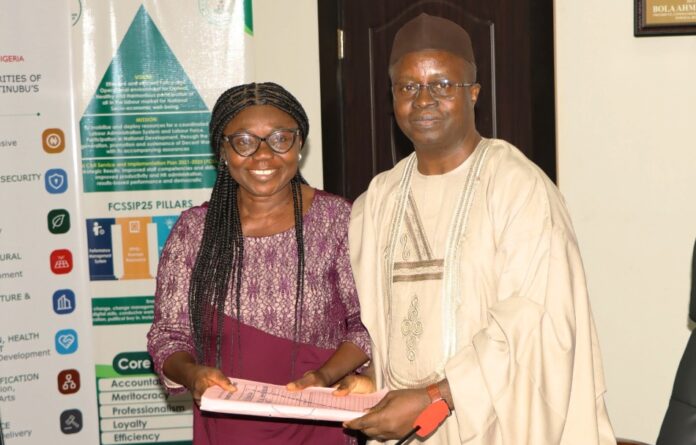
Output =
[{"x1": 344, "y1": 388, "x2": 430, "y2": 440}]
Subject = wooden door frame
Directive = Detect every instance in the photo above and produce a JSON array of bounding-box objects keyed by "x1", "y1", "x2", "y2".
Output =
[
  {"x1": 318, "y1": 0, "x2": 557, "y2": 198},
  {"x1": 317, "y1": 0, "x2": 346, "y2": 197}
]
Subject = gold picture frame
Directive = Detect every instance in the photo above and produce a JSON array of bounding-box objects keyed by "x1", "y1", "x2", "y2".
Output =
[{"x1": 635, "y1": 0, "x2": 696, "y2": 35}]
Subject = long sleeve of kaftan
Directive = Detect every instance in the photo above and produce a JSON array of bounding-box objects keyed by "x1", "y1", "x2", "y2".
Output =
[
  {"x1": 146, "y1": 209, "x2": 198, "y2": 392},
  {"x1": 443, "y1": 156, "x2": 614, "y2": 444},
  {"x1": 350, "y1": 143, "x2": 614, "y2": 445}
]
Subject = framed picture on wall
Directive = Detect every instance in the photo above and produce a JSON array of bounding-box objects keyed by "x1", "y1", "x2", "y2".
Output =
[{"x1": 635, "y1": 0, "x2": 696, "y2": 35}]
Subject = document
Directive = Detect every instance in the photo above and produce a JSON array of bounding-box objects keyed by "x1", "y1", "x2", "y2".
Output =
[{"x1": 200, "y1": 378, "x2": 387, "y2": 422}]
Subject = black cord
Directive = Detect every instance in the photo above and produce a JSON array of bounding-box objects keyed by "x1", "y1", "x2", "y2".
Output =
[{"x1": 394, "y1": 426, "x2": 420, "y2": 445}]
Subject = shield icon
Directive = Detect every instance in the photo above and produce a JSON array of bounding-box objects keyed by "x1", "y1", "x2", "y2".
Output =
[
  {"x1": 48, "y1": 173, "x2": 65, "y2": 190},
  {"x1": 45, "y1": 168, "x2": 68, "y2": 194}
]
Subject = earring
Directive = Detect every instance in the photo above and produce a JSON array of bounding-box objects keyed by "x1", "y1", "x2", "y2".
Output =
[{"x1": 298, "y1": 153, "x2": 303, "y2": 162}]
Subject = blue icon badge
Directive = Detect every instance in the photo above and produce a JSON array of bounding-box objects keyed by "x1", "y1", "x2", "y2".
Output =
[
  {"x1": 45, "y1": 169, "x2": 68, "y2": 194},
  {"x1": 55, "y1": 329, "x2": 78, "y2": 354},
  {"x1": 53, "y1": 289, "x2": 76, "y2": 315}
]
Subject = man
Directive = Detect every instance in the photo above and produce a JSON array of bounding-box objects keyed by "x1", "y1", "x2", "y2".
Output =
[
  {"x1": 655, "y1": 239, "x2": 696, "y2": 444},
  {"x1": 346, "y1": 13, "x2": 615, "y2": 444}
]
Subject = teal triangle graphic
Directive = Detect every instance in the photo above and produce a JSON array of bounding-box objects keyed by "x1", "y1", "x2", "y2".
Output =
[
  {"x1": 79, "y1": 6, "x2": 217, "y2": 193},
  {"x1": 84, "y1": 5, "x2": 208, "y2": 115}
]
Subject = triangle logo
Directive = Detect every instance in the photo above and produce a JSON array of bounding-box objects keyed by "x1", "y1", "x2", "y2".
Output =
[{"x1": 83, "y1": 5, "x2": 208, "y2": 115}]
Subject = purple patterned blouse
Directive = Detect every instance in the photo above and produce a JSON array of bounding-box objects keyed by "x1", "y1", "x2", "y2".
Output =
[{"x1": 147, "y1": 190, "x2": 370, "y2": 387}]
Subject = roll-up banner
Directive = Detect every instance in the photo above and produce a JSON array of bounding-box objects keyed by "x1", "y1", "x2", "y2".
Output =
[{"x1": 1, "y1": 1, "x2": 253, "y2": 443}]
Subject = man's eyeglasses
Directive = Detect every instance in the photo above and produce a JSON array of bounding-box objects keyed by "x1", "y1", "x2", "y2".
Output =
[
  {"x1": 222, "y1": 128, "x2": 300, "y2": 157},
  {"x1": 392, "y1": 80, "x2": 473, "y2": 100}
]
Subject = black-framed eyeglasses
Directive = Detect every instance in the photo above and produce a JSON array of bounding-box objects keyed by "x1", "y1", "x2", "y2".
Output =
[
  {"x1": 392, "y1": 80, "x2": 473, "y2": 100},
  {"x1": 222, "y1": 128, "x2": 300, "y2": 157}
]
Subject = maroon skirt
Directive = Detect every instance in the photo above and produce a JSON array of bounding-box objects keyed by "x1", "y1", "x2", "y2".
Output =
[{"x1": 194, "y1": 315, "x2": 357, "y2": 444}]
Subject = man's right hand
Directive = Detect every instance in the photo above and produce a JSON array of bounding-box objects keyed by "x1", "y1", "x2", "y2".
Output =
[{"x1": 344, "y1": 388, "x2": 430, "y2": 440}]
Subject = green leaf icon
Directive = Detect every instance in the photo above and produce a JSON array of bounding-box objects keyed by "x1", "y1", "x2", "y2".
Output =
[{"x1": 52, "y1": 214, "x2": 65, "y2": 229}]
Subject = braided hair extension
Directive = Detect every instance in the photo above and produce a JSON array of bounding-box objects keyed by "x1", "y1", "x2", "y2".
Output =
[
  {"x1": 290, "y1": 174, "x2": 305, "y2": 378},
  {"x1": 188, "y1": 82, "x2": 310, "y2": 377}
]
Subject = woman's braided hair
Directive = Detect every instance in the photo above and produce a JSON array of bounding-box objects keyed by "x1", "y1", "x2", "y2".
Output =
[{"x1": 189, "y1": 82, "x2": 310, "y2": 374}]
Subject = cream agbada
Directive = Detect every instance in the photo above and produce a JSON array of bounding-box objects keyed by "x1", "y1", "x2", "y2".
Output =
[{"x1": 349, "y1": 138, "x2": 615, "y2": 444}]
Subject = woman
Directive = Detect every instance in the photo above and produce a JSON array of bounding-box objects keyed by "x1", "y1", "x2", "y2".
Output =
[{"x1": 147, "y1": 82, "x2": 371, "y2": 444}]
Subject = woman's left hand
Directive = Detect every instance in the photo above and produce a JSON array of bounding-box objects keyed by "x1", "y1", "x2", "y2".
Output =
[
  {"x1": 286, "y1": 370, "x2": 330, "y2": 392},
  {"x1": 286, "y1": 370, "x2": 376, "y2": 397},
  {"x1": 332, "y1": 373, "x2": 376, "y2": 396}
]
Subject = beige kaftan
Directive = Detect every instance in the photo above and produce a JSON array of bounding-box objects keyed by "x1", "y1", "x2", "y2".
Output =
[{"x1": 349, "y1": 138, "x2": 615, "y2": 444}]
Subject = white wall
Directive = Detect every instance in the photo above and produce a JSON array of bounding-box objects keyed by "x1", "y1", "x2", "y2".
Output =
[
  {"x1": 555, "y1": 2, "x2": 696, "y2": 442},
  {"x1": 252, "y1": 0, "x2": 324, "y2": 188}
]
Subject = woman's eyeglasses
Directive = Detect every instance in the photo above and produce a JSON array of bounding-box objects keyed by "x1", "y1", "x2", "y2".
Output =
[{"x1": 222, "y1": 128, "x2": 300, "y2": 157}]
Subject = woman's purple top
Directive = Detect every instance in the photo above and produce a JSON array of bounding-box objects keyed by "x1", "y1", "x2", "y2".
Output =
[{"x1": 147, "y1": 190, "x2": 370, "y2": 444}]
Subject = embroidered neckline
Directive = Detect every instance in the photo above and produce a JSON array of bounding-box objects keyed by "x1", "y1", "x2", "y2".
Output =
[{"x1": 384, "y1": 139, "x2": 491, "y2": 388}]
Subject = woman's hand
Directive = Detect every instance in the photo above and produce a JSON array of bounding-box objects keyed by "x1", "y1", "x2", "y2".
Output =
[
  {"x1": 286, "y1": 370, "x2": 330, "y2": 392},
  {"x1": 286, "y1": 341, "x2": 371, "y2": 394},
  {"x1": 183, "y1": 363, "x2": 236, "y2": 405},
  {"x1": 332, "y1": 373, "x2": 376, "y2": 396},
  {"x1": 287, "y1": 370, "x2": 376, "y2": 397},
  {"x1": 162, "y1": 352, "x2": 236, "y2": 405}
]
